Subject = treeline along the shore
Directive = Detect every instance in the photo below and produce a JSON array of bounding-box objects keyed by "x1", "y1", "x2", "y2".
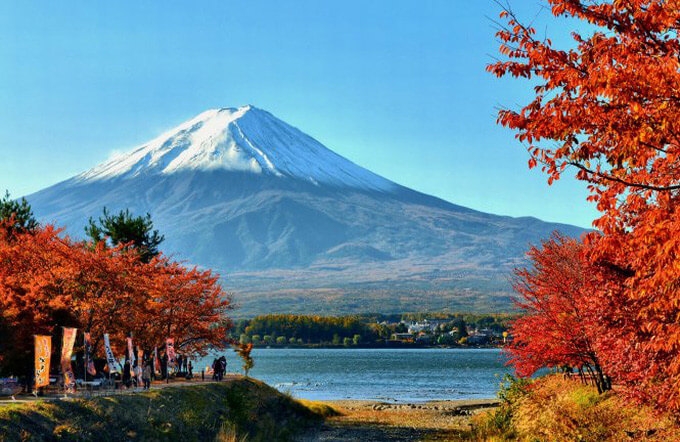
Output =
[{"x1": 230, "y1": 313, "x2": 515, "y2": 347}]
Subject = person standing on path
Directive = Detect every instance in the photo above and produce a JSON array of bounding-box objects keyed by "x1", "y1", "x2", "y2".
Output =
[
  {"x1": 218, "y1": 356, "x2": 227, "y2": 381},
  {"x1": 142, "y1": 363, "x2": 152, "y2": 390},
  {"x1": 123, "y1": 360, "x2": 131, "y2": 389},
  {"x1": 211, "y1": 358, "x2": 219, "y2": 381}
]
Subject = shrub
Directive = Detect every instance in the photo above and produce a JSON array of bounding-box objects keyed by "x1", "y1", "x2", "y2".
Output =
[{"x1": 472, "y1": 375, "x2": 680, "y2": 441}]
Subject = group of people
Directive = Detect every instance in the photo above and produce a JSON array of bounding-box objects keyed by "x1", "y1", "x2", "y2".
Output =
[
  {"x1": 116, "y1": 354, "x2": 227, "y2": 389},
  {"x1": 121, "y1": 360, "x2": 155, "y2": 389},
  {"x1": 121, "y1": 356, "x2": 193, "y2": 389},
  {"x1": 175, "y1": 355, "x2": 193, "y2": 378},
  {"x1": 211, "y1": 356, "x2": 227, "y2": 381}
]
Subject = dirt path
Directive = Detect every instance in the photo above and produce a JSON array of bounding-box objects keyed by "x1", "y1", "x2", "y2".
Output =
[
  {"x1": 296, "y1": 399, "x2": 499, "y2": 441},
  {"x1": 0, "y1": 375, "x2": 241, "y2": 406}
]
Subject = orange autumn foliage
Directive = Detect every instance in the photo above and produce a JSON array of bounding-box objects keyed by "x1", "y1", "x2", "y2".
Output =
[
  {"x1": 508, "y1": 235, "x2": 609, "y2": 391},
  {"x1": 0, "y1": 223, "x2": 79, "y2": 376},
  {"x1": 131, "y1": 257, "x2": 232, "y2": 356},
  {"x1": 0, "y1": 221, "x2": 232, "y2": 377},
  {"x1": 490, "y1": 1, "x2": 680, "y2": 412},
  {"x1": 507, "y1": 233, "x2": 645, "y2": 395}
]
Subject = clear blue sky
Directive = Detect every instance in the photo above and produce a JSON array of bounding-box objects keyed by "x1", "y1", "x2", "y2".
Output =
[{"x1": 0, "y1": 1, "x2": 598, "y2": 228}]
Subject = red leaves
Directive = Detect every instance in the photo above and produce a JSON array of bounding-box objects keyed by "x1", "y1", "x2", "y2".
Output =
[
  {"x1": 0, "y1": 224, "x2": 232, "y2": 374},
  {"x1": 136, "y1": 258, "x2": 232, "y2": 356},
  {"x1": 490, "y1": 1, "x2": 680, "y2": 201},
  {"x1": 494, "y1": 0, "x2": 680, "y2": 414},
  {"x1": 507, "y1": 235, "x2": 602, "y2": 377}
]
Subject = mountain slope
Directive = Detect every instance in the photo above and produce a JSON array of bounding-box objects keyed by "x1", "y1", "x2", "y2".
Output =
[
  {"x1": 76, "y1": 106, "x2": 396, "y2": 192},
  {"x1": 27, "y1": 106, "x2": 586, "y2": 316}
]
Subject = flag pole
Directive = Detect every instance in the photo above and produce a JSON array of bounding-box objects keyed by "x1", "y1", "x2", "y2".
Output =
[{"x1": 84, "y1": 331, "x2": 88, "y2": 383}]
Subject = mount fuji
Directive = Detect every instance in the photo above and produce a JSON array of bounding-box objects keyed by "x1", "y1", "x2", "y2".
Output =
[{"x1": 27, "y1": 105, "x2": 585, "y2": 316}]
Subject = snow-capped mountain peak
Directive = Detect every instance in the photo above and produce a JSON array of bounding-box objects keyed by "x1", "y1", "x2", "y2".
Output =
[{"x1": 76, "y1": 105, "x2": 396, "y2": 191}]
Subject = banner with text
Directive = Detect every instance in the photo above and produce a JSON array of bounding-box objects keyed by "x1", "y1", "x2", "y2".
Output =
[
  {"x1": 127, "y1": 337, "x2": 135, "y2": 376},
  {"x1": 166, "y1": 338, "x2": 176, "y2": 365},
  {"x1": 103, "y1": 333, "x2": 120, "y2": 373},
  {"x1": 84, "y1": 332, "x2": 96, "y2": 376},
  {"x1": 34, "y1": 335, "x2": 51, "y2": 388},
  {"x1": 61, "y1": 327, "x2": 77, "y2": 393},
  {"x1": 137, "y1": 348, "x2": 144, "y2": 385},
  {"x1": 154, "y1": 346, "x2": 161, "y2": 373}
]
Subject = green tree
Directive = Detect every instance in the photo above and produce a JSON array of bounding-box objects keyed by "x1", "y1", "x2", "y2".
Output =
[
  {"x1": 0, "y1": 190, "x2": 38, "y2": 238},
  {"x1": 452, "y1": 319, "x2": 468, "y2": 339},
  {"x1": 85, "y1": 207, "x2": 164, "y2": 263},
  {"x1": 437, "y1": 334, "x2": 456, "y2": 346}
]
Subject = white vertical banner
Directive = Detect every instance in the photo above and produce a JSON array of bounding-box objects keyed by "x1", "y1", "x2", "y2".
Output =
[{"x1": 103, "y1": 333, "x2": 119, "y2": 373}]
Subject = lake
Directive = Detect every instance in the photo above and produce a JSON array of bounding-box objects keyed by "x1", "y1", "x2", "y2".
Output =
[{"x1": 197, "y1": 348, "x2": 510, "y2": 402}]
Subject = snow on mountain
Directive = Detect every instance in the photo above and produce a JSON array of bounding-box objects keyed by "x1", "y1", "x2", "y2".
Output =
[
  {"x1": 76, "y1": 105, "x2": 397, "y2": 192},
  {"x1": 27, "y1": 105, "x2": 589, "y2": 315}
]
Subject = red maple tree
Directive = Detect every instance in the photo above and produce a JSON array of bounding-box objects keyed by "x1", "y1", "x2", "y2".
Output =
[
  {"x1": 0, "y1": 222, "x2": 232, "y2": 381},
  {"x1": 490, "y1": 0, "x2": 680, "y2": 412},
  {"x1": 508, "y1": 233, "x2": 614, "y2": 393}
]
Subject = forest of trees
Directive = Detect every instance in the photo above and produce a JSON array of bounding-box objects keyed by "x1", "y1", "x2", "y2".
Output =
[
  {"x1": 0, "y1": 201, "x2": 233, "y2": 384},
  {"x1": 231, "y1": 313, "x2": 513, "y2": 347},
  {"x1": 491, "y1": 0, "x2": 680, "y2": 414}
]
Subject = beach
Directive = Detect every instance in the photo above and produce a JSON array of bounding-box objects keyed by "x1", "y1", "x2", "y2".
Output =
[{"x1": 297, "y1": 398, "x2": 499, "y2": 441}]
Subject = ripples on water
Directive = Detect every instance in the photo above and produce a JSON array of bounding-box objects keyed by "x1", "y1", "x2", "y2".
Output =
[{"x1": 197, "y1": 348, "x2": 510, "y2": 402}]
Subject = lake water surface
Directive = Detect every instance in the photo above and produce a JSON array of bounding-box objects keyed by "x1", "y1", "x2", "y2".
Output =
[{"x1": 198, "y1": 348, "x2": 510, "y2": 402}]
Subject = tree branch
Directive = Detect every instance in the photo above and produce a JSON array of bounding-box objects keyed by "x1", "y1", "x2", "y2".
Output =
[{"x1": 568, "y1": 161, "x2": 680, "y2": 191}]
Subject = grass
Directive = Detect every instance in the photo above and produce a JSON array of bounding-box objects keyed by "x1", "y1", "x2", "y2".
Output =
[
  {"x1": 469, "y1": 374, "x2": 680, "y2": 441},
  {"x1": 0, "y1": 378, "x2": 324, "y2": 442},
  {"x1": 215, "y1": 422, "x2": 248, "y2": 442},
  {"x1": 295, "y1": 399, "x2": 341, "y2": 418},
  {"x1": 16, "y1": 375, "x2": 672, "y2": 441}
]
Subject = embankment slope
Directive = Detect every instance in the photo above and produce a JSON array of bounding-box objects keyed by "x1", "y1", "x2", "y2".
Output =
[{"x1": 0, "y1": 378, "x2": 320, "y2": 441}]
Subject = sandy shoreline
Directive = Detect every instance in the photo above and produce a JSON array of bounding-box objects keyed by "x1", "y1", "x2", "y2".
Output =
[
  {"x1": 326, "y1": 398, "x2": 499, "y2": 408},
  {"x1": 297, "y1": 398, "x2": 499, "y2": 441}
]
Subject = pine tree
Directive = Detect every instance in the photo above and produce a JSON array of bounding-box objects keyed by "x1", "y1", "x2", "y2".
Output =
[
  {"x1": 0, "y1": 190, "x2": 38, "y2": 238},
  {"x1": 85, "y1": 207, "x2": 164, "y2": 263}
]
